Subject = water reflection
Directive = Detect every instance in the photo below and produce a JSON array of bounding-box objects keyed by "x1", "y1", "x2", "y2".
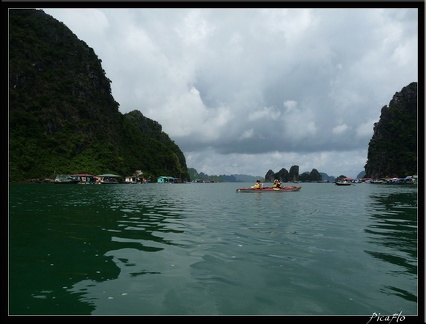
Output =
[
  {"x1": 364, "y1": 190, "x2": 417, "y2": 303},
  {"x1": 9, "y1": 184, "x2": 191, "y2": 315}
]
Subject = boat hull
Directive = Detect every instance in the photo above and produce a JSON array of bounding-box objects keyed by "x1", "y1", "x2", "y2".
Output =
[
  {"x1": 236, "y1": 186, "x2": 302, "y2": 192},
  {"x1": 53, "y1": 180, "x2": 80, "y2": 184}
]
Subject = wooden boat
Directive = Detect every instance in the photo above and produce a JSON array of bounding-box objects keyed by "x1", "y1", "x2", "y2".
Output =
[{"x1": 236, "y1": 186, "x2": 302, "y2": 192}]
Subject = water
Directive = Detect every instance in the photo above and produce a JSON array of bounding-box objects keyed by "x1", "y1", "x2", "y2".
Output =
[{"x1": 8, "y1": 182, "x2": 418, "y2": 316}]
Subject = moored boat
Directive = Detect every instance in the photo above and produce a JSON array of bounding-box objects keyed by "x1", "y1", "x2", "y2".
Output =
[
  {"x1": 335, "y1": 177, "x2": 354, "y2": 186},
  {"x1": 53, "y1": 174, "x2": 80, "y2": 184},
  {"x1": 236, "y1": 186, "x2": 302, "y2": 192},
  {"x1": 335, "y1": 180, "x2": 352, "y2": 186}
]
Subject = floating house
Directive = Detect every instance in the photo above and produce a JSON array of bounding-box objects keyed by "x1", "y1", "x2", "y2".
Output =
[
  {"x1": 71, "y1": 173, "x2": 98, "y2": 184},
  {"x1": 97, "y1": 174, "x2": 122, "y2": 184},
  {"x1": 124, "y1": 176, "x2": 139, "y2": 184},
  {"x1": 157, "y1": 176, "x2": 178, "y2": 183}
]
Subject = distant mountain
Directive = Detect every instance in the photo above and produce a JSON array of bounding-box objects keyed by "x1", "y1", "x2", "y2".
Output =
[
  {"x1": 188, "y1": 168, "x2": 372, "y2": 183},
  {"x1": 232, "y1": 174, "x2": 263, "y2": 182},
  {"x1": 357, "y1": 171, "x2": 366, "y2": 179},
  {"x1": 319, "y1": 172, "x2": 335, "y2": 182},
  {"x1": 187, "y1": 168, "x2": 262, "y2": 182},
  {"x1": 189, "y1": 168, "x2": 366, "y2": 183}
]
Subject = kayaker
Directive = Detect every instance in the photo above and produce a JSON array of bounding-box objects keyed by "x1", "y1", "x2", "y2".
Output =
[
  {"x1": 272, "y1": 179, "x2": 281, "y2": 188},
  {"x1": 252, "y1": 179, "x2": 263, "y2": 189}
]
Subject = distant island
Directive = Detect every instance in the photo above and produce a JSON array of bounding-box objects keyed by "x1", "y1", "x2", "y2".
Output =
[{"x1": 187, "y1": 168, "x2": 367, "y2": 183}]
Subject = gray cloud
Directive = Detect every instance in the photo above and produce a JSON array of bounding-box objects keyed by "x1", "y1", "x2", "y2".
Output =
[{"x1": 41, "y1": 8, "x2": 418, "y2": 178}]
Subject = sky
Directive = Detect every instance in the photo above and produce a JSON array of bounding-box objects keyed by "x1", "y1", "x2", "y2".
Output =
[{"x1": 39, "y1": 7, "x2": 419, "y2": 179}]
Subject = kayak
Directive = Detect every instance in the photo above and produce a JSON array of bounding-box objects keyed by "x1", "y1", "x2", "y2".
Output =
[{"x1": 236, "y1": 186, "x2": 302, "y2": 193}]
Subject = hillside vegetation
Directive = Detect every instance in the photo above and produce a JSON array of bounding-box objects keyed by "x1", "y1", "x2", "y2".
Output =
[
  {"x1": 9, "y1": 9, "x2": 189, "y2": 182},
  {"x1": 364, "y1": 82, "x2": 417, "y2": 179}
]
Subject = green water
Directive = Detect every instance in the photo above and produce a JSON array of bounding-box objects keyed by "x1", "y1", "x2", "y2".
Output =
[{"x1": 9, "y1": 182, "x2": 418, "y2": 316}]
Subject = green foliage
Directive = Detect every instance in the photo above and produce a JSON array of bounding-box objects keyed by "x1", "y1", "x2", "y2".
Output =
[
  {"x1": 299, "y1": 172, "x2": 310, "y2": 182},
  {"x1": 364, "y1": 82, "x2": 417, "y2": 178},
  {"x1": 187, "y1": 169, "x2": 221, "y2": 182},
  {"x1": 187, "y1": 168, "x2": 198, "y2": 181},
  {"x1": 309, "y1": 168, "x2": 322, "y2": 182}
]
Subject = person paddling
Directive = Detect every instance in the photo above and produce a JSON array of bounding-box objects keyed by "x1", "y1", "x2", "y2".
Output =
[
  {"x1": 272, "y1": 179, "x2": 281, "y2": 188},
  {"x1": 252, "y1": 179, "x2": 263, "y2": 189}
]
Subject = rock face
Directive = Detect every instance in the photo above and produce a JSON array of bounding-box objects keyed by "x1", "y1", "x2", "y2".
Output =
[
  {"x1": 264, "y1": 165, "x2": 300, "y2": 182},
  {"x1": 9, "y1": 9, "x2": 188, "y2": 182},
  {"x1": 364, "y1": 82, "x2": 417, "y2": 179}
]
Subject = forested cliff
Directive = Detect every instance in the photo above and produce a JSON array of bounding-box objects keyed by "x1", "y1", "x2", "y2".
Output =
[
  {"x1": 364, "y1": 82, "x2": 417, "y2": 179},
  {"x1": 9, "y1": 9, "x2": 189, "y2": 182}
]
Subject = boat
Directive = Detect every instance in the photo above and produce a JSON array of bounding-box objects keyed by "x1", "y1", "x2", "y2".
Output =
[
  {"x1": 53, "y1": 174, "x2": 80, "y2": 184},
  {"x1": 335, "y1": 177, "x2": 353, "y2": 186},
  {"x1": 335, "y1": 180, "x2": 352, "y2": 186},
  {"x1": 236, "y1": 186, "x2": 302, "y2": 192},
  {"x1": 370, "y1": 179, "x2": 385, "y2": 184},
  {"x1": 384, "y1": 176, "x2": 417, "y2": 185}
]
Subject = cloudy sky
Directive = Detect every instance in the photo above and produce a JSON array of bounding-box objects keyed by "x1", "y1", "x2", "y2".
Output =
[{"x1": 40, "y1": 7, "x2": 418, "y2": 178}]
